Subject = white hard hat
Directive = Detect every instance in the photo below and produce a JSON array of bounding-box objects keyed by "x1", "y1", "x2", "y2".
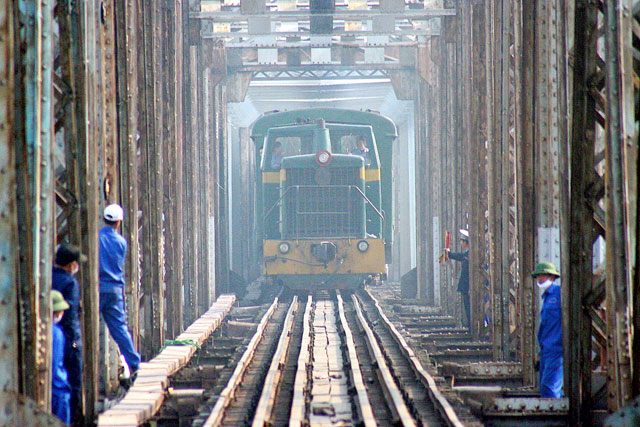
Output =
[
  {"x1": 459, "y1": 229, "x2": 469, "y2": 239},
  {"x1": 104, "y1": 204, "x2": 124, "y2": 221}
]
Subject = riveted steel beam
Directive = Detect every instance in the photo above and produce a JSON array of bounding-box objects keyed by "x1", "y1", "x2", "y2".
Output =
[
  {"x1": 604, "y1": 0, "x2": 634, "y2": 410},
  {"x1": 469, "y1": 1, "x2": 488, "y2": 342},
  {"x1": 138, "y1": 0, "x2": 166, "y2": 356},
  {"x1": 441, "y1": 361, "x2": 524, "y2": 379},
  {"x1": 15, "y1": 0, "x2": 55, "y2": 408},
  {"x1": 100, "y1": 0, "x2": 125, "y2": 391},
  {"x1": 0, "y1": 0, "x2": 19, "y2": 421},
  {"x1": 428, "y1": 37, "x2": 442, "y2": 307},
  {"x1": 481, "y1": 397, "x2": 569, "y2": 416},
  {"x1": 215, "y1": 83, "x2": 231, "y2": 294},
  {"x1": 162, "y1": 0, "x2": 185, "y2": 339},
  {"x1": 183, "y1": 44, "x2": 200, "y2": 323},
  {"x1": 518, "y1": 0, "x2": 536, "y2": 387},
  {"x1": 567, "y1": 0, "x2": 597, "y2": 423},
  {"x1": 414, "y1": 46, "x2": 428, "y2": 303},
  {"x1": 55, "y1": 0, "x2": 104, "y2": 418},
  {"x1": 115, "y1": 0, "x2": 141, "y2": 348},
  {"x1": 197, "y1": 48, "x2": 211, "y2": 314}
]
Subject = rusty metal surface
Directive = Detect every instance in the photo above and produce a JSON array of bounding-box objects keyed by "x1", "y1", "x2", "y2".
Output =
[
  {"x1": 14, "y1": 0, "x2": 55, "y2": 408},
  {"x1": 415, "y1": 77, "x2": 428, "y2": 302},
  {"x1": 114, "y1": 0, "x2": 141, "y2": 348},
  {"x1": 469, "y1": 2, "x2": 489, "y2": 342},
  {"x1": 163, "y1": 0, "x2": 184, "y2": 339},
  {"x1": 197, "y1": 48, "x2": 211, "y2": 313},
  {"x1": 0, "y1": 0, "x2": 19, "y2": 420},
  {"x1": 441, "y1": 362, "x2": 523, "y2": 379},
  {"x1": 517, "y1": 0, "x2": 536, "y2": 387},
  {"x1": 2, "y1": 0, "x2": 640, "y2": 425},
  {"x1": 604, "y1": 0, "x2": 634, "y2": 409},
  {"x1": 480, "y1": 397, "x2": 569, "y2": 416}
]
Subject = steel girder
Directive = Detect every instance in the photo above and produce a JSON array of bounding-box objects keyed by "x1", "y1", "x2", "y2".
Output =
[
  {"x1": 0, "y1": 0, "x2": 19, "y2": 418},
  {"x1": 603, "y1": 0, "x2": 637, "y2": 411},
  {"x1": 567, "y1": 0, "x2": 639, "y2": 422},
  {"x1": 15, "y1": 0, "x2": 55, "y2": 408}
]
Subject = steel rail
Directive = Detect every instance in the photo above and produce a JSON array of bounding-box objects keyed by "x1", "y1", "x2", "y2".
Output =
[
  {"x1": 362, "y1": 290, "x2": 465, "y2": 427},
  {"x1": 336, "y1": 293, "x2": 376, "y2": 427},
  {"x1": 350, "y1": 294, "x2": 416, "y2": 426},
  {"x1": 289, "y1": 296, "x2": 312, "y2": 427},
  {"x1": 203, "y1": 298, "x2": 280, "y2": 427},
  {"x1": 252, "y1": 296, "x2": 300, "y2": 426}
]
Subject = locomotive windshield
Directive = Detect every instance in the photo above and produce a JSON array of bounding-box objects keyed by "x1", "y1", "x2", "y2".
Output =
[{"x1": 262, "y1": 130, "x2": 314, "y2": 171}]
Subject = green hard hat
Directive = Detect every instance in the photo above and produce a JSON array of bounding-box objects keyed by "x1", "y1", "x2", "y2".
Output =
[
  {"x1": 531, "y1": 262, "x2": 560, "y2": 278},
  {"x1": 51, "y1": 290, "x2": 70, "y2": 312}
]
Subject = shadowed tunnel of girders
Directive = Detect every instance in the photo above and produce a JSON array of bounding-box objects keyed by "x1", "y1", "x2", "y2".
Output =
[{"x1": 0, "y1": 0, "x2": 639, "y2": 426}]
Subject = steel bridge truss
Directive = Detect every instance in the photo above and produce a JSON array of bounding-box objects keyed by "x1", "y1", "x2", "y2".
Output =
[{"x1": 1, "y1": 0, "x2": 639, "y2": 425}]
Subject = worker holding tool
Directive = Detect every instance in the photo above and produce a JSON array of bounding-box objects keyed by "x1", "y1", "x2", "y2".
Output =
[{"x1": 443, "y1": 229, "x2": 470, "y2": 329}]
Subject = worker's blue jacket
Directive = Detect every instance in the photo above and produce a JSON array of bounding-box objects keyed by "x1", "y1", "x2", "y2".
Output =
[
  {"x1": 52, "y1": 324, "x2": 71, "y2": 393},
  {"x1": 538, "y1": 283, "x2": 562, "y2": 355},
  {"x1": 99, "y1": 226, "x2": 127, "y2": 293},
  {"x1": 52, "y1": 267, "x2": 82, "y2": 349},
  {"x1": 449, "y1": 250, "x2": 469, "y2": 293}
]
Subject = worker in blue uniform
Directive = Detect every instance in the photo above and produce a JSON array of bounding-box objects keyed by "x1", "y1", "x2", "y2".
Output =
[
  {"x1": 51, "y1": 290, "x2": 72, "y2": 425},
  {"x1": 52, "y1": 243, "x2": 86, "y2": 422},
  {"x1": 99, "y1": 204, "x2": 141, "y2": 383},
  {"x1": 532, "y1": 261, "x2": 563, "y2": 398},
  {"x1": 445, "y1": 229, "x2": 471, "y2": 328}
]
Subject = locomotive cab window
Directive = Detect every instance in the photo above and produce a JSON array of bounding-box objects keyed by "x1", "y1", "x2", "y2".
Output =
[
  {"x1": 333, "y1": 133, "x2": 377, "y2": 168},
  {"x1": 263, "y1": 136, "x2": 310, "y2": 171},
  {"x1": 262, "y1": 136, "x2": 304, "y2": 170}
]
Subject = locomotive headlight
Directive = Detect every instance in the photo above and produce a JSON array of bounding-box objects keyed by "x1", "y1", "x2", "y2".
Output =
[
  {"x1": 315, "y1": 150, "x2": 332, "y2": 166},
  {"x1": 357, "y1": 240, "x2": 369, "y2": 253},
  {"x1": 278, "y1": 241, "x2": 290, "y2": 254}
]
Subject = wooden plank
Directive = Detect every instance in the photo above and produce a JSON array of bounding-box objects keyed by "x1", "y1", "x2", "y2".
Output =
[{"x1": 98, "y1": 295, "x2": 235, "y2": 426}]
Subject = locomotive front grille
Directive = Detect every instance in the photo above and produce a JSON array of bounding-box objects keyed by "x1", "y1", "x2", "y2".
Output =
[{"x1": 284, "y1": 167, "x2": 364, "y2": 239}]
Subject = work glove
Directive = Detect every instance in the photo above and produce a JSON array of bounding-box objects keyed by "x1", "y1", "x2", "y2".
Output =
[{"x1": 438, "y1": 248, "x2": 450, "y2": 264}]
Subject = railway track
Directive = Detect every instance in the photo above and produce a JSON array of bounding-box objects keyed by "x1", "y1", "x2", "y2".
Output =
[
  {"x1": 197, "y1": 290, "x2": 468, "y2": 426},
  {"x1": 100, "y1": 289, "x2": 476, "y2": 426}
]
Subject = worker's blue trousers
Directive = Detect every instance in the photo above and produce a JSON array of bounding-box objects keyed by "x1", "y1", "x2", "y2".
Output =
[
  {"x1": 540, "y1": 352, "x2": 563, "y2": 398},
  {"x1": 64, "y1": 344, "x2": 82, "y2": 420},
  {"x1": 52, "y1": 388, "x2": 71, "y2": 425},
  {"x1": 100, "y1": 291, "x2": 141, "y2": 372}
]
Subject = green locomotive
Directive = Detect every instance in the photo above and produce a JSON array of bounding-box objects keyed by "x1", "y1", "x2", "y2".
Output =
[{"x1": 251, "y1": 108, "x2": 397, "y2": 290}]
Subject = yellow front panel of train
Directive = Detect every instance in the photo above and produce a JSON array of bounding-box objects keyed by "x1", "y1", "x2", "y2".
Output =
[{"x1": 263, "y1": 239, "x2": 385, "y2": 275}]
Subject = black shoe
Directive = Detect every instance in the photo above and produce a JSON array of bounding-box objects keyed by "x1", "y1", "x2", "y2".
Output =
[{"x1": 119, "y1": 377, "x2": 133, "y2": 390}]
